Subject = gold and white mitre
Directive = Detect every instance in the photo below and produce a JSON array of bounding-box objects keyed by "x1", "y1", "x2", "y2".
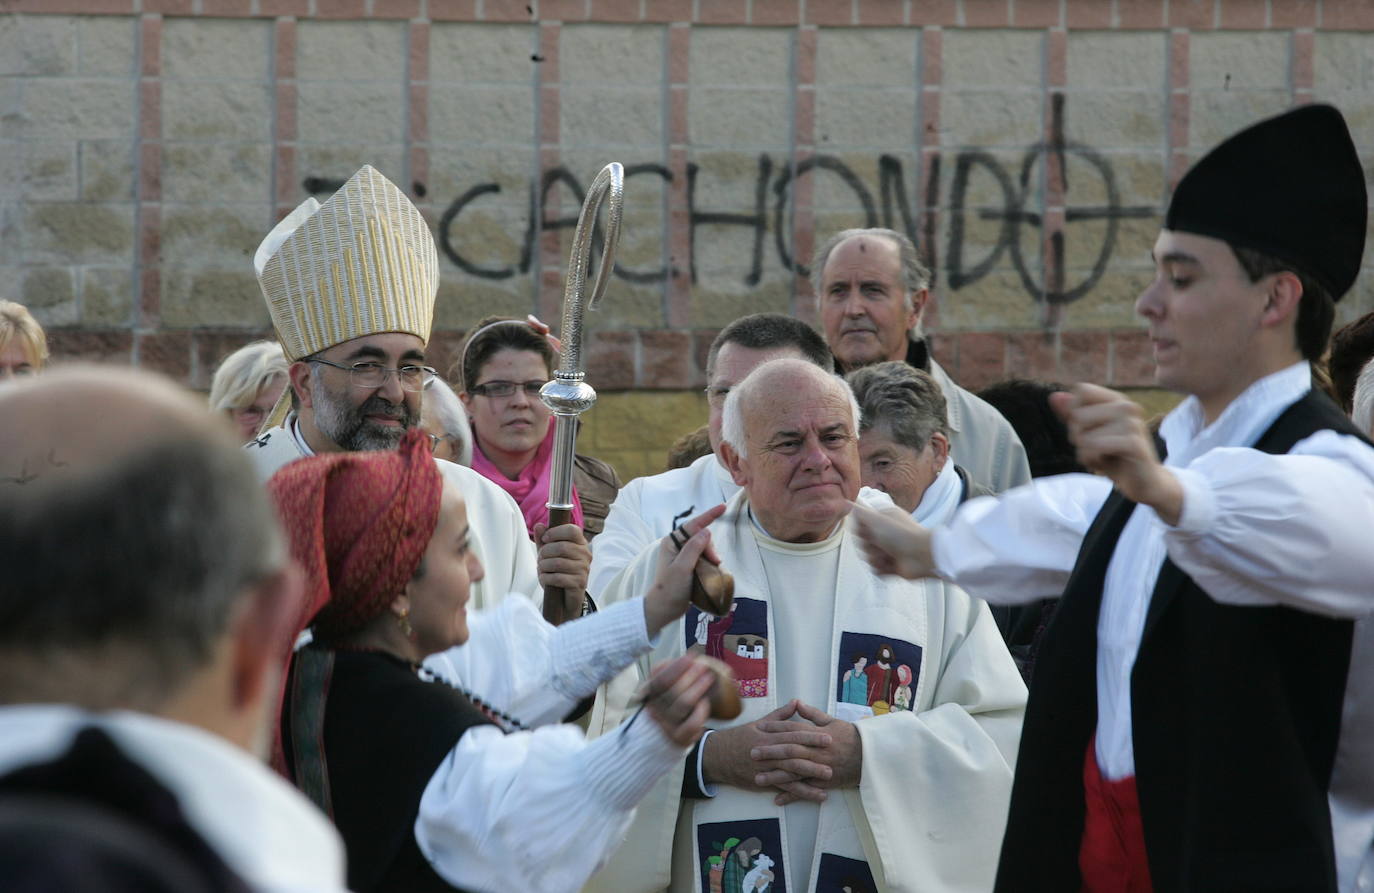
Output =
[{"x1": 254, "y1": 165, "x2": 438, "y2": 362}]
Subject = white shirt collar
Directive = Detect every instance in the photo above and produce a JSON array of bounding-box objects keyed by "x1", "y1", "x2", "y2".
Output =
[
  {"x1": 912, "y1": 457, "x2": 961, "y2": 527},
  {"x1": 1159, "y1": 362, "x2": 1312, "y2": 467},
  {"x1": 0, "y1": 705, "x2": 347, "y2": 892},
  {"x1": 288, "y1": 413, "x2": 316, "y2": 458}
]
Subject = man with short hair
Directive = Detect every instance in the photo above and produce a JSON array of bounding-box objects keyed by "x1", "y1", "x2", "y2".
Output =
[
  {"x1": 812, "y1": 227, "x2": 1031, "y2": 492},
  {"x1": 853, "y1": 105, "x2": 1374, "y2": 891},
  {"x1": 587, "y1": 312, "x2": 833, "y2": 597},
  {"x1": 246, "y1": 165, "x2": 588, "y2": 623},
  {"x1": 0, "y1": 367, "x2": 346, "y2": 891},
  {"x1": 588, "y1": 358, "x2": 1025, "y2": 893}
]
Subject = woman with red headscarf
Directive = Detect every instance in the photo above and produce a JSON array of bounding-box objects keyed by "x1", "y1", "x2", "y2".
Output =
[{"x1": 270, "y1": 429, "x2": 721, "y2": 893}]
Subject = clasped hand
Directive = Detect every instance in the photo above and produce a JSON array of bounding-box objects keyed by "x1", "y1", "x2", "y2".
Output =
[{"x1": 704, "y1": 700, "x2": 862, "y2": 806}]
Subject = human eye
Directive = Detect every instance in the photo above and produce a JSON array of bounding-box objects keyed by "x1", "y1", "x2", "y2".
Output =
[
  {"x1": 522, "y1": 381, "x2": 546, "y2": 395},
  {"x1": 351, "y1": 362, "x2": 383, "y2": 373},
  {"x1": 482, "y1": 381, "x2": 515, "y2": 397}
]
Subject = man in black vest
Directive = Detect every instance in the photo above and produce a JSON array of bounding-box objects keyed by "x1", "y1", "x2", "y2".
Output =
[{"x1": 851, "y1": 104, "x2": 1374, "y2": 892}]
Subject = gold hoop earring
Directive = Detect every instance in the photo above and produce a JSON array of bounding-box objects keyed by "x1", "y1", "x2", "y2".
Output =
[{"x1": 397, "y1": 607, "x2": 414, "y2": 640}]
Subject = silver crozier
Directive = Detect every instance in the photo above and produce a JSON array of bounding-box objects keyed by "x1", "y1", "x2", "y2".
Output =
[{"x1": 539, "y1": 162, "x2": 624, "y2": 625}]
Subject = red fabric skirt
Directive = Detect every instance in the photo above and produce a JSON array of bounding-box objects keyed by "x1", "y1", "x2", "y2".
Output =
[{"x1": 1078, "y1": 738, "x2": 1154, "y2": 893}]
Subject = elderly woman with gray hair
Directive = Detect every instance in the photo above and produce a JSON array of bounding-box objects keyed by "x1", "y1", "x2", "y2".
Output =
[
  {"x1": 208, "y1": 340, "x2": 289, "y2": 443},
  {"x1": 845, "y1": 361, "x2": 992, "y2": 525}
]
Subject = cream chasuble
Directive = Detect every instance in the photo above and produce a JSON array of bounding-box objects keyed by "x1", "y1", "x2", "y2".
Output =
[{"x1": 586, "y1": 489, "x2": 1026, "y2": 893}]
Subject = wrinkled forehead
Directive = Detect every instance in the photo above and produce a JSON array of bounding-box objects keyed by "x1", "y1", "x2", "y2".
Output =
[{"x1": 745, "y1": 383, "x2": 855, "y2": 441}]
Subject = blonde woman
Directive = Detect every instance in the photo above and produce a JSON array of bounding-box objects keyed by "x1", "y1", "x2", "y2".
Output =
[
  {"x1": 0, "y1": 301, "x2": 49, "y2": 382},
  {"x1": 209, "y1": 340, "x2": 289, "y2": 442}
]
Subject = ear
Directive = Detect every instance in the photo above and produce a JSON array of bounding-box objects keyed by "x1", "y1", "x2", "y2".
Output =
[
  {"x1": 229, "y1": 564, "x2": 305, "y2": 712},
  {"x1": 458, "y1": 390, "x2": 474, "y2": 415},
  {"x1": 719, "y1": 440, "x2": 750, "y2": 488},
  {"x1": 928, "y1": 430, "x2": 950, "y2": 466},
  {"x1": 288, "y1": 361, "x2": 316, "y2": 411},
  {"x1": 390, "y1": 593, "x2": 412, "y2": 617},
  {"x1": 1260, "y1": 271, "x2": 1303, "y2": 332},
  {"x1": 906, "y1": 287, "x2": 930, "y2": 330}
]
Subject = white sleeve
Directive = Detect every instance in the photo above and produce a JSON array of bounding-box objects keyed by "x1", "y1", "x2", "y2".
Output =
[
  {"x1": 931, "y1": 473, "x2": 1112, "y2": 604},
  {"x1": 1163, "y1": 430, "x2": 1374, "y2": 617},
  {"x1": 414, "y1": 711, "x2": 685, "y2": 893},
  {"x1": 589, "y1": 480, "x2": 655, "y2": 599},
  {"x1": 421, "y1": 597, "x2": 651, "y2": 728}
]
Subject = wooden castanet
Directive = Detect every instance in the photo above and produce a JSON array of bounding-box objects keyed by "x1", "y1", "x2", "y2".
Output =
[
  {"x1": 698, "y1": 655, "x2": 742, "y2": 720},
  {"x1": 540, "y1": 505, "x2": 578, "y2": 626},
  {"x1": 690, "y1": 558, "x2": 734, "y2": 617}
]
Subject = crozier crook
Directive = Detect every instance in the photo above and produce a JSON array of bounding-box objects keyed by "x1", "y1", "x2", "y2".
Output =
[{"x1": 539, "y1": 162, "x2": 624, "y2": 625}]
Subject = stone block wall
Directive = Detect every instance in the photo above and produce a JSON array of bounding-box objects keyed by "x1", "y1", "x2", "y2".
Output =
[{"x1": 3, "y1": 0, "x2": 1373, "y2": 478}]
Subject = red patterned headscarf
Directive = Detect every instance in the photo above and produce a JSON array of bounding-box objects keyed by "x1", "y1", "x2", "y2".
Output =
[{"x1": 268, "y1": 428, "x2": 443, "y2": 641}]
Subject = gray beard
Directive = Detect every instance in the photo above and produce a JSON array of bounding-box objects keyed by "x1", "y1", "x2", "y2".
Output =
[{"x1": 312, "y1": 379, "x2": 416, "y2": 452}]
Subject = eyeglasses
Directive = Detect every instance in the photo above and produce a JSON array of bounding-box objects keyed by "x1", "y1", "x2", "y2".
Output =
[
  {"x1": 310, "y1": 359, "x2": 436, "y2": 392},
  {"x1": 469, "y1": 380, "x2": 546, "y2": 399},
  {"x1": 426, "y1": 433, "x2": 443, "y2": 453}
]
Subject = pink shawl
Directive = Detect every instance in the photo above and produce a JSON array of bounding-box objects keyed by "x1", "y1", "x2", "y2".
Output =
[{"x1": 472, "y1": 424, "x2": 584, "y2": 537}]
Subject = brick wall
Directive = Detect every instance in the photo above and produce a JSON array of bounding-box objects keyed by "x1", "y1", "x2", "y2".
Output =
[{"x1": 3, "y1": 0, "x2": 1372, "y2": 477}]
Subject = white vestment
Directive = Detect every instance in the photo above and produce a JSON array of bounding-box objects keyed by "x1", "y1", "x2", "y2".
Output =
[
  {"x1": 586, "y1": 490, "x2": 1026, "y2": 893},
  {"x1": 0, "y1": 706, "x2": 348, "y2": 893},
  {"x1": 931, "y1": 362, "x2": 1374, "y2": 892},
  {"x1": 589, "y1": 452, "x2": 739, "y2": 598}
]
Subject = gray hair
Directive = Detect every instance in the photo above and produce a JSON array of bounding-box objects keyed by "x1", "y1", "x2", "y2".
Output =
[
  {"x1": 423, "y1": 376, "x2": 475, "y2": 466},
  {"x1": 208, "y1": 340, "x2": 288, "y2": 412},
  {"x1": 721, "y1": 358, "x2": 861, "y2": 460},
  {"x1": 810, "y1": 228, "x2": 932, "y2": 314},
  {"x1": 0, "y1": 372, "x2": 285, "y2": 709},
  {"x1": 846, "y1": 361, "x2": 949, "y2": 452},
  {"x1": 1352, "y1": 357, "x2": 1374, "y2": 437}
]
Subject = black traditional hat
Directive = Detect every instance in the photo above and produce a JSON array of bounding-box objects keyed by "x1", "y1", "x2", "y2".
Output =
[{"x1": 1165, "y1": 103, "x2": 1368, "y2": 301}]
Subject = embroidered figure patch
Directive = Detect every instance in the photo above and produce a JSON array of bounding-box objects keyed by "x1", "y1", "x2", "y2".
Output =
[
  {"x1": 834, "y1": 631, "x2": 922, "y2": 723},
  {"x1": 697, "y1": 818, "x2": 785, "y2": 893},
  {"x1": 686, "y1": 597, "x2": 769, "y2": 699},
  {"x1": 815, "y1": 853, "x2": 876, "y2": 892}
]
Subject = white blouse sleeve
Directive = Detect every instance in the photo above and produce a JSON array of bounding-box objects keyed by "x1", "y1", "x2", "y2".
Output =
[
  {"x1": 414, "y1": 711, "x2": 684, "y2": 893},
  {"x1": 1163, "y1": 430, "x2": 1374, "y2": 617},
  {"x1": 421, "y1": 597, "x2": 651, "y2": 728},
  {"x1": 931, "y1": 473, "x2": 1113, "y2": 605}
]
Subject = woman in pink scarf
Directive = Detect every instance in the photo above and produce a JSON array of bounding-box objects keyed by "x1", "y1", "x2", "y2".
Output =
[{"x1": 456, "y1": 315, "x2": 621, "y2": 540}]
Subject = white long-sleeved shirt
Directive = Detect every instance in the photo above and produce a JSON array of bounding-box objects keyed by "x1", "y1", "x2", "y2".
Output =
[
  {"x1": 930, "y1": 361, "x2": 1374, "y2": 891},
  {"x1": 414, "y1": 597, "x2": 687, "y2": 893}
]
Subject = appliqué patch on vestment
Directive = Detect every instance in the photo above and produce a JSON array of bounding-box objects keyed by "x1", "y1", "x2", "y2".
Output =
[
  {"x1": 686, "y1": 597, "x2": 769, "y2": 699},
  {"x1": 834, "y1": 631, "x2": 922, "y2": 722},
  {"x1": 697, "y1": 818, "x2": 785, "y2": 893}
]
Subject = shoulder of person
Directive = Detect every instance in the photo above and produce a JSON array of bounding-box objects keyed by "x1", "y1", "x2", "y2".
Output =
[{"x1": 573, "y1": 453, "x2": 623, "y2": 489}]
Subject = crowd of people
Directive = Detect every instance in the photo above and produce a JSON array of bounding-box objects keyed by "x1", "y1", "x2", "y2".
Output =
[{"x1": 2, "y1": 104, "x2": 1374, "y2": 893}]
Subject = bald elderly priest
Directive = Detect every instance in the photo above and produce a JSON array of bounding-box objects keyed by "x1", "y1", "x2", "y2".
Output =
[{"x1": 590, "y1": 359, "x2": 1026, "y2": 893}]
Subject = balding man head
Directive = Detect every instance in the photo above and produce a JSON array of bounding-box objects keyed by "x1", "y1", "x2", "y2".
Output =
[
  {"x1": 813, "y1": 228, "x2": 931, "y2": 373},
  {"x1": 0, "y1": 367, "x2": 301, "y2": 753},
  {"x1": 718, "y1": 358, "x2": 861, "y2": 542}
]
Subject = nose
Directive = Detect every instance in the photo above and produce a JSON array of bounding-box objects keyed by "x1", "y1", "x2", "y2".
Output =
[
  {"x1": 842, "y1": 288, "x2": 866, "y2": 317},
  {"x1": 377, "y1": 368, "x2": 406, "y2": 404},
  {"x1": 800, "y1": 434, "x2": 833, "y2": 472},
  {"x1": 468, "y1": 550, "x2": 485, "y2": 585},
  {"x1": 1135, "y1": 276, "x2": 1164, "y2": 321},
  {"x1": 509, "y1": 384, "x2": 532, "y2": 407}
]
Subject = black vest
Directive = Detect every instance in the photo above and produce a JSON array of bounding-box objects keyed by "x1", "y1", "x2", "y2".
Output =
[
  {"x1": 995, "y1": 390, "x2": 1366, "y2": 893},
  {"x1": 283, "y1": 648, "x2": 492, "y2": 893}
]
